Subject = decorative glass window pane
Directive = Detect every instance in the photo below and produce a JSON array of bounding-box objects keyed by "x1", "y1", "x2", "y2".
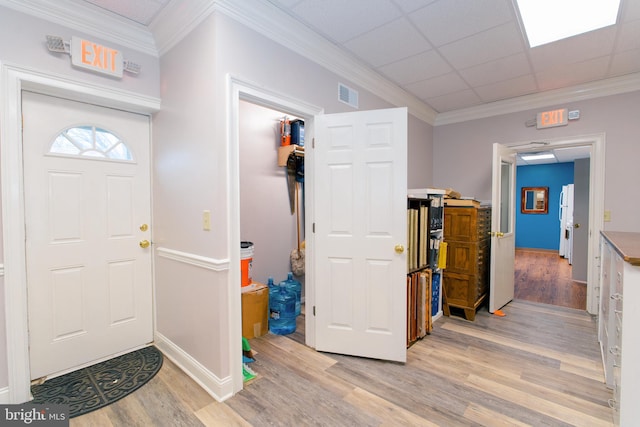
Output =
[{"x1": 49, "y1": 126, "x2": 133, "y2": 161}]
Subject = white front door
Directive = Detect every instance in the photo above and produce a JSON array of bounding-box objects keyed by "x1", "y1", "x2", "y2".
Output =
[
  {"x1": 489, "y1": 143, "x2": 517, "y2": 313},
  {"x1": 22, "y1": 91, "x2": 153, "y2": 379},
  {"x1": 314, "y1": 107, "x2": 407, "y2": 363}
]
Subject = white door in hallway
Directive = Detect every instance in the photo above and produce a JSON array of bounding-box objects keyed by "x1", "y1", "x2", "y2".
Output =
[
  {"x1": 314, "y1": 107, "x2": 407, "y2": 363},
  {"x1": 22, "y1": 91, "x2": 153, "y2": 379},
  {"x1": 489, "y1": 143, "x2": 516, "y2": 313}
]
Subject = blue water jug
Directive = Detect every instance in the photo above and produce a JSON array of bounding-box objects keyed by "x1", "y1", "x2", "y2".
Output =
[
  {"x1": 267, "y1": 277, "x2": 277, "y2": 297},
  {"x1": 283, "y1": 272, "x2": 301, "y2": 317},
  {"x1": 269, "y1": 283, "x2": 296, "y2": 335}
]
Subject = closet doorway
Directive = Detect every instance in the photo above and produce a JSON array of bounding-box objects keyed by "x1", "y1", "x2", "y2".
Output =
[{"x1": 238, "y1": 101, "x2": 305, "y2": 303}]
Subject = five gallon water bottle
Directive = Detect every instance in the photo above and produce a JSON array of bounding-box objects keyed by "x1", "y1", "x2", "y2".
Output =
[
  {"x1": 283, "y1": 272, "x2": 301, "y2": 317},
  {"x1": 269, "y1": 283, "x2": 296, "y2": 335},
  {"x1": 267, "y1": 277, "x2": 277, "y2": 297}
]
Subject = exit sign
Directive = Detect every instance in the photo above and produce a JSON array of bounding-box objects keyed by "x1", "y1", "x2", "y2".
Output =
[
  {"x1": 71, "y1": 36, "x2": 123, "y2": 78},
  {"x1": 537, "y1": 108, "x2": 568, "y2": 129}
]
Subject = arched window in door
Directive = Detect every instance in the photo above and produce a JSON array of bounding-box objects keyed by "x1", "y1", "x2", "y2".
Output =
[{"x1": 48, "y1": 125, "x2": 134, "y2": 161}]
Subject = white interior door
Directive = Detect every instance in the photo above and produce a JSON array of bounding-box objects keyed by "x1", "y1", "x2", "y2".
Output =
[
  {"x1": 489, "y1": 143, "x2": 516, "y2": 313},
  {"x1": 314, "y1": 107, "x2": 407, "y2": 363},
  {"x1": 22, "y1": 91, "x2": 153, "y2": 379}
]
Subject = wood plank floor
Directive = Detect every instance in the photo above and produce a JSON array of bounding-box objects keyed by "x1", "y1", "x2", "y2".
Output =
[
  {"x1": 515, "y1": 248, "x2": 587, "y2": 310},
  {"x1": 71, "y1": 300, "x2": 612, "y2": 426}
]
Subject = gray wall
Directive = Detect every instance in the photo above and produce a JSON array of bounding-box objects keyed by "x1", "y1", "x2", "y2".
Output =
[
  {"x1": 152, "y1": 11, "x2": 435, "y2": 389},
  {"x1": 433, "y1": 91, "x2": 640, "y2": 232}
]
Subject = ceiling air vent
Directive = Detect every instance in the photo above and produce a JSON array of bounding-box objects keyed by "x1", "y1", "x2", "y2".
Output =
[{"x1": 338, "y1": 83, "x2": 359, "y2": 109}]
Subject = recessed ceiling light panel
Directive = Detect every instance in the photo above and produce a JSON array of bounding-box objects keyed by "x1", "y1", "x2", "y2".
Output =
[
  {"x1": 520, "y1": 153, "x2": 556, "y2": 161},
  {"x1": 516, "y1": 0, "x2": 621, "y2": 47}
]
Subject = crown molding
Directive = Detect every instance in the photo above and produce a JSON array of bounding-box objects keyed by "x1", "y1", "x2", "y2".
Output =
[
  {"x1": 435, "y1": 72, "x2": 640, "y2": 126},
  {"x1": 0, "y1": 0, "x2": 158, "y2": 56},
  {"x1": 217, "y1": 0, "x2": 438, "y2": 124},
  {"x1": 149, "y1": 0, "x2": 217, "y2": 57}
]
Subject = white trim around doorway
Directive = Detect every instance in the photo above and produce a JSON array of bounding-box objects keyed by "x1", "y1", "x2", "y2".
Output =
[
  {"x1": 226, "y1": 74, "x2": 323, "y2": 395},
  {"x1": 0, "y1": 62, "x2": 160, "y2": 403},
  {"x1": 507, "y1": 133, "x2": 605, "y2": 315}
]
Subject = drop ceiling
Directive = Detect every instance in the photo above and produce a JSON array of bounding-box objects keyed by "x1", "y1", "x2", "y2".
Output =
[
  {"x1": 8, "y1": 0, "x2": 637, "y2": 164},
  {"x1": 71, "y1": 0, "x2": 640, "y2": 116}
]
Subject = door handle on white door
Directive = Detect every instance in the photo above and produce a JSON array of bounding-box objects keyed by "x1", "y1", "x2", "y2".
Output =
[
  {"x1": 139, "y1": 240, "x2": 150, "y2": 248},
  {"x1": 394, "y1": 244, "x2": 405, "y2": 254},
  {"x1": 574, "y1": 223, "x2": 580, "y2": 229}
]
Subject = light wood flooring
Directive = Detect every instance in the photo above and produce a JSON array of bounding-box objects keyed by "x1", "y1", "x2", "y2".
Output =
[
  {"x1": 71, "y1": 299, "x2": 612, "y2": 426},
  {"x1": 515, "y1": 248, "x2": 587, "y2": 310}
]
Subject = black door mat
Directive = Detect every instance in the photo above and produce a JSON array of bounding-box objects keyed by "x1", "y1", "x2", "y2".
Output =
[{"x1": 31, "y1": 345, "x2": 163, "y2": 418}]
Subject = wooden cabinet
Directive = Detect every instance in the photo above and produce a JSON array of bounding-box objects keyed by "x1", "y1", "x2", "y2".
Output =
[
  {"x1": 599, "y1": 232, "x2": 640, "y2": 426},
  {"x1": 442, "y1": 205, "x2": 491, "y2": 321}
]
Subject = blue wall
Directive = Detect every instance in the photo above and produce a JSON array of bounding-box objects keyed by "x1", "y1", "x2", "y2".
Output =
[{"x1": 516, "y1": 163, "x2": 574, "y2": 250}]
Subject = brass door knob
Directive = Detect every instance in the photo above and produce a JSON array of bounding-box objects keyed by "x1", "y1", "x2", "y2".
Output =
[
  {"x1": 139, "y1": 240, "x2": 150, "y2": 248},
  {"x1": 140, "y1": 224, "x2": 149, "y2": 232},
  {"x1": 395, "y1": 244, "x2": 405, "y2": 254}
]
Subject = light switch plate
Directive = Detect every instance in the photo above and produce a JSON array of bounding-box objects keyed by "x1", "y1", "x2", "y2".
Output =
[
  {"x1": 203, "y1": 210, "x2": 211, "y2": 231},
  {"x1": 604, "y1": 210, "x2": 611, "y2": 222}
]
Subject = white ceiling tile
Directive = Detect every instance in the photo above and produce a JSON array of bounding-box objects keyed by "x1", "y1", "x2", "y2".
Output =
[
  {"x1": 290, "y1": 0, "x2": 401, "y2": 43},
  {"x1": 343, "y1": 18, "x2": 431, "y2": 67},
  {"x1": 377, "y1": 50, "x2": 452, "y2": 85},
  {"x1": 404, "y1": 72, "x2": 469, "y2": 99},
  {"x1": 438, "y1": 22, "x2": 524, "y2": 70},
  {"x1": 409, "y1": 0, "x2": 513, "y2": 46},
  {"x1": 554, "y1": 146, "x2": 591, "y2": 162},
  {"x1": 529, "y1": 26, "x2": 617, "y2": 72},
  {"x1": 536, "y1": 56, "x2": 611, "y2": 91},
  {"x1": 390, "y1": 0, "x2": 438, "y2": 13},
  {"x1": 425, "y1": 89, "x2": 483, "y2": 112},
  {"x1": 616, "y1": 19, "x2": 640, "y2": 52},
  {"x1": 268, "y1": 0, "x2": 305, "y2": 8},
  {"x1": 459, "y1": 53, "x2": 532, "y2": 87},
  {"x1": 622, "y1": 0, "x2": 640, "y2": 22},
  {"x1": 609, "y1": 49, "x2": 640, "y2": 76},
  {"x1": 84, "y1": 0, "x2": 169, "y2": 25},
  {"x1": 474, "y1": 74, "x2": 538, "y2": 102}
]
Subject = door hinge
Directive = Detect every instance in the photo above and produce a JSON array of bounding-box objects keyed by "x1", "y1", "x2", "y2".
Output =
[
  {"x1": 313, "y1": 306, "x2": 316, "y2": 316},
  {"x1": 312, "y1": 138, "x2": 315, "y2": 149},
  {"x1": 313, "y1": 222, "x2": 315, "y2": 233}
]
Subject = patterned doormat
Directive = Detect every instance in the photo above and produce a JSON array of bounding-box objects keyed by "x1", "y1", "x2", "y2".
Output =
[{"x1": 31, "y1": 346, "x2": 163, "y2": 418}]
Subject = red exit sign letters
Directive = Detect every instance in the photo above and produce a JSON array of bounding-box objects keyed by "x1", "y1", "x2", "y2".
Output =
[
  {"x1": 71, "y1": 36, "x2": 123, "y2": 78},
  {"x1": 536, "y1": 108, "x2": 568, "y2": 129}
]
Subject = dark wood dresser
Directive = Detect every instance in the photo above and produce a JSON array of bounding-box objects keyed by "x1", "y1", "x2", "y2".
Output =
[{"x1": 442, "y1": 204, "x2": 491, "y2": 321}]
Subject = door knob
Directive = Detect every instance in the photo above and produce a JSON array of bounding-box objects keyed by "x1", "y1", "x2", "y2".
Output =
[
  {"x1": 394, "y1": 244, "x2": 405, "y2": 254},
  {"x1": 574, "y1": 223, "x2": 580, "y2": 229},
  {"x1": 139, "y1": 240, "x2": 150, "y2": 248},
  {"x1": 140, "y1": 224, "x2": 149, "y2": 232}
]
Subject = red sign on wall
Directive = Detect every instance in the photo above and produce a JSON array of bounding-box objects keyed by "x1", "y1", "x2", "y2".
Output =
[{"x1": 71, "y1": 36, "x2": 123, "y2": 78}]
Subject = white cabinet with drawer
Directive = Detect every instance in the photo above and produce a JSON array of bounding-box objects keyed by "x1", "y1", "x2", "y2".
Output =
[{"x1": 599, "y1": 232, "x2": 640, "y2": 426}]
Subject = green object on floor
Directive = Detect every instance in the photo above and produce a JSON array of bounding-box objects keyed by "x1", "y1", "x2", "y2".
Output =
[
  {"x1": 242, "y1": 336, "x2": 251, "y2": 352},
  {"x1": 243, "y1": 363, "x2": 257, "y2": 382}
]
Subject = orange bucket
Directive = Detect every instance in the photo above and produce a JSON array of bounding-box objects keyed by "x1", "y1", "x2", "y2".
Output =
[{"x1": 240, "y1": 241, "x2": 254, "y2": 287}]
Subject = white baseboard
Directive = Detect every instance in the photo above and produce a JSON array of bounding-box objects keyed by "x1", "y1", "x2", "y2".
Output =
[
  {"x1": 0, "y1": 386, "x2": 9, "y2": 404},
  {"x1": 154, "y1": 332, "x2": 233, "y2": 402}
]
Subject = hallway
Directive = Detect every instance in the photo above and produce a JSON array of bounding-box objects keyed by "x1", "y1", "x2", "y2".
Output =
[{"x1": 514, "y1": 248, "x2": 587, "y2": 310}]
